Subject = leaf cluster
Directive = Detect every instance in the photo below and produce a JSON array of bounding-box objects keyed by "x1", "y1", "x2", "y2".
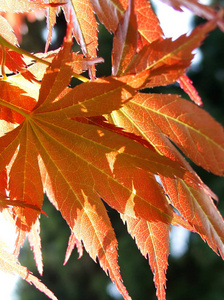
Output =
[{"x1": 0, "y1": 1, "x2": 224, "y2": 299}]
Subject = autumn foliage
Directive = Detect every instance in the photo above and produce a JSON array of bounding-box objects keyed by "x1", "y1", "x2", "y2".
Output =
[{"x1": 0, "y1": 0, "x2": 224, "y2": 299}]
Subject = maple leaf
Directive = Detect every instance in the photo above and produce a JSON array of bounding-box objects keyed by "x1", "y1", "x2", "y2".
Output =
[
  {"x1": 106, "y1": 10, "x2": 224, "y2": 296},
  {"x1": 0, "y1": 31, "x2": 196, "y2": 299},
  {"x1": 124, "y1": 20, "x2": 216, "y2": 85},
  {"x1": 110, "y1": 3, "x2": 216, "y2": 111},
  {"x1": 42, "y1": 0, "x2": 98, "y2": 77},
  {"x1": 110, "y1": 0, "x2": 203, "y2": 107},
  {"x1": 0, "y1": 239, "x2": 57, "y2": 300},
  {"x1": 0, "y1": 209, "x2": 44, "y2": 276},
  {"x1": 122, "y1": 93, "x2": 224, "y2": 175},
  {"x1": 121, "y1": 215, "x2": 170, "y2": 300},
  {"x1": 109, "y1": 89, "x2": 224, "y2": 235},
  {"x1": 90, "y1": 0, "x2": 163, "y2": 43},
  {"x1": 109, "y1": 92, "x2": 224, "y2": 298},
  {"x1": 63, "y1": 1, "x2": 98, "y2": 61},
  {"x1": 112, "y1": 0, "x2": 138, "y2": 76},
  {"x1": 161, "y1": 176, "x2": 224, "y2": 259},
  {"x1": 41, "y1": 0, "x2": 162, "y2": 77}
]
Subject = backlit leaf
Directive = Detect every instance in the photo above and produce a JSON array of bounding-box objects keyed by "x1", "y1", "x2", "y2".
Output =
[
  {"x1": 112, "y1": 0, "x2": 138, "y2": 76},
  {"x1": 161, "y1": 176, "x2": 224, "y2": 258},
  {"x1": 109, "y1": 92, "x2": 224, "y2": 267},
  {"x1": 90, "y1": 0, "x2": 163, "y2": 43},
  {"x1": 123, "y1": 93, "x2": 224, "y2": 175},
  {"x1": 0, "y1": 240, "x2": 57, "y2": 300},
  {"x1": 62, "y1": 0, "x2": 98, "y2": 77},
  {"x1": 121, "y1": 215, "x2": 170, "y2": 300},
  {"x1": 125, "y1": 20, "x2": 216, "y2": 87},
  {"x1": 177, "y1": 74, "x2": 202, "y2": 106},
  {"x1": 0, "y1": 40, "x2": 193, "y2": 299}
]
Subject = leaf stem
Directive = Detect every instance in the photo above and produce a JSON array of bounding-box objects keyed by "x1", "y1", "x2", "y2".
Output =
[
  {"x1": 0, "y1": 45, "x2": 7, "y2": 80},
  {"x1": 0, "y1": 99, "x2": 30, "y2": 118},
  {"x1": 73, "y1": 73, "x2": 89, "y2": 82},
  {"x1": 0, "y1": 35, "x2": 89, "y2": 83},
  {"x1": 0, "y1": 35, "x2": 50, "y2": 66}
]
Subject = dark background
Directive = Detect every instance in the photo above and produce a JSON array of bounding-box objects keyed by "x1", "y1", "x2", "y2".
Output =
[{"x1": 15, "y1": 4, "x2": 224, "y2": 300}]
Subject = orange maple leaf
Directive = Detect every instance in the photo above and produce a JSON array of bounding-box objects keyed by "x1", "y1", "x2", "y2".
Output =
[{"x1": 0, "y1": 29, "x2": 192, "y2": 299}]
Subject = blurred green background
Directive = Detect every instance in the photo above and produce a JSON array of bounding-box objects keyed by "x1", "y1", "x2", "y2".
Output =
[{"x1": 15, "y1": 4, "x2": 224, "y2": 300}]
